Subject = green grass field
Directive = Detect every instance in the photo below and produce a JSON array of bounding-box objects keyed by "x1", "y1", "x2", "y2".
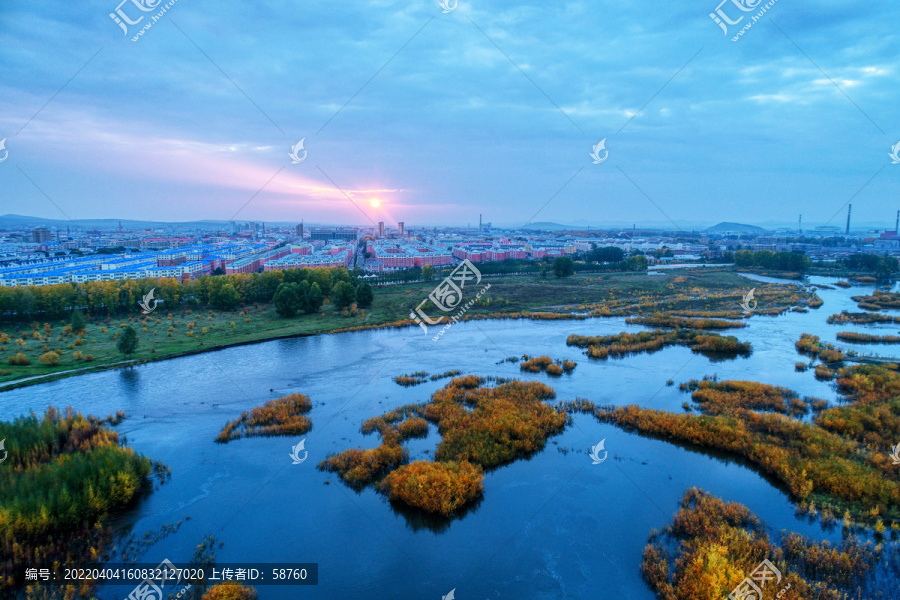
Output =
[{"x1": 0, "y1": 269, "x2": 766, "y2": 388}]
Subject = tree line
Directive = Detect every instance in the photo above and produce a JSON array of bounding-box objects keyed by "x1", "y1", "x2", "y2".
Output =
[
  {"x1": 732, "y1": 249, "x2": 812, "y2": 271},
  {"x1": 0, "y1": 266, "x2": 374, "y2": 322}
]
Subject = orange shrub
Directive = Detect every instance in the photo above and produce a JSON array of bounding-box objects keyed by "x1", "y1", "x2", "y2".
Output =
[
  {"x1": 379, "y1": 460, "x2": 484, "y2": 516},
  {"x1": 217, "y1": 393, "x2": 313, "y2": 442}
]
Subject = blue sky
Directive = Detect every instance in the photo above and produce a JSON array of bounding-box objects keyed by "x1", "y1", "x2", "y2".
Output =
[{"x1": 0, "y1": 0, "x2": 898, "y2": 228}]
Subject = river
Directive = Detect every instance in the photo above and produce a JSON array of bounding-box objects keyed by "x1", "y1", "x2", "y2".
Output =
[{"x1": 3, "y1": 274, "x2": 898, "y2": 600}]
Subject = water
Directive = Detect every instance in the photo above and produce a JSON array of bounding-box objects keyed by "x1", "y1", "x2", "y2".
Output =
[{"x1": 3, "y1": 274, "x2": 897, "y2": 600}]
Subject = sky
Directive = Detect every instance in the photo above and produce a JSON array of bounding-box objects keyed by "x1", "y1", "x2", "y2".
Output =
[{"x1": 0, "y1": 0, "x2": 898, "y2": 229}]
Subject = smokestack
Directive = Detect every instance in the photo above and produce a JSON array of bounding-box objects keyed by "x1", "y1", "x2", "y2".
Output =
[
  {"x1": 895, "y1": 210, "x2": 899, "y2": 234},
  {"x1": 798, "y1": 214, "x2": 802, "y2": 236},
  {"x1": 479, "y1": 214, "x2": 482, "y2": 230},
  {"x1": 845, "y1": 204, "x2": 852, "y2": 235}
]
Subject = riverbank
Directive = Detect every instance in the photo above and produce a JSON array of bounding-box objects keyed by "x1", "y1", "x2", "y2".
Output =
[{"x1": 0, "y1": 269, "x2": 797, "y2": 391}]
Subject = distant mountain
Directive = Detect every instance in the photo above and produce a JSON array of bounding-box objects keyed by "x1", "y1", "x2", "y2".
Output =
[
  {"x1": 0, "y1": 214, "x2": 310, "y2": 231},
  {"x1": 705, "y1": 222, "x2": 768, "y2": 234},
  {"x1": 521, "y1": 222, "x2": 572, "y2": 231}
]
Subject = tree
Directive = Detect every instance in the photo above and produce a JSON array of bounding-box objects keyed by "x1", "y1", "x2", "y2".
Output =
[
  {"x1": 875, "y1": 256, "x2": 899, "y2": 279},
  {"x1": 422, "y1": 264, "x2": 436, "y2": 280},
  {"x1": 625, "y1": 255, "x2": 649, "y2": 271},
  {"x1": 210, "y1": 283, "x2": 241, "y2": 310},
  {"x1": 333, "y1": 281, "x2": 357, "y2": 308},
  {"x1": 116, "y1": 326, "x2": 139, "y2": 357},
  {"x1": 356, "y1": 282, "x2": 374, "y2": 308},
  {"x1": 273, "y1": 283, "x2": 303, "y2": 317},
  {"x1": 306, "y1": 282, "x2": 324, "y2": 313},
  {"x1": 71, "y1": 307, "x2": 86, "y2": 333},
  {"x1": 589, "y1": 246, "x2": 625, "y2": 263},
  {"x1": 211, "y1": 267, "x2": 226, "y2": 276},
  {"x1": 552, "y1": 257, "x2": 575, "y2": 278},
  {"x1": 733, "y1": 250, "x2": 754, "y2": 266}
]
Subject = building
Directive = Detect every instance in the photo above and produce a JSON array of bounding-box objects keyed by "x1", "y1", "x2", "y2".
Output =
[
  {"x1": 310, "y1": 228, "x2": 358, "y2": 242},
  {"x1": 398, "y1": 222, "x2": 405, "y2": 236},
  {"x1": 378, "y1": 222, "x2": 385, "y2": 238},
  {"x1": 296, "y1": 222, "x2": 304, "y2": 237},
  {"x1": 32, "y1": 227, "x2": 52, "y2": 243}
]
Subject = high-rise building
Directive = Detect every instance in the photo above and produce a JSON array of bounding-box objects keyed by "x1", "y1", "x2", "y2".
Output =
[
  {"x1": 378, "y1": 222, "x2": 385, "y2": 237},
  {"x1": 32, "y1": 227, "x2": 52, "y2": 243},
  {"x1": 296, "y1": 222, "x2": 304, "y2": 237},
  {"x1": 398, "y1": 222, "x2": 404, "y2": 236}
]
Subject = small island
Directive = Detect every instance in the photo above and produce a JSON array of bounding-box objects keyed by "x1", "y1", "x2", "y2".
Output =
[{"x1": 216, "y1": 393, "x2": 313, "y2": 442}]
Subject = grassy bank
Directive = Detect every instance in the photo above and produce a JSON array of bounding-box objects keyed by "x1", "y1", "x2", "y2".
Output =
[{"x1": 0, "y1": 269, "x2": 802, "y2": 389}]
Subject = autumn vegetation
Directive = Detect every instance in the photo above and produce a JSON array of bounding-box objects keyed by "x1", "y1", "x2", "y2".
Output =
[
  {"x1": 519, "y1": 355, "x2": 576, "y2": 376},
  {"x1": 836, "y1": 332, "x2": 900, "y2": 344},
  {"x1": 379, "y1": 461, "x2": 484, "y2": 516},
  {"x1": 678, "y1": 378, "x2": 810, "y2": 416},
  {"x1": 0, "y1": 407, "x2": 163, "y2": 593},
  {"x1": 577, "y1": 363, "x2": 900, "y2": 525},
  {"x1": 567, "y1": 329, "x2": 751, "y2": 360},
  {"x1": 321, "y1": 377, "x2": 566, "y2": 515},
  {"x1": 202, "y1": 582, "x2": 258, "y2": 600},
  {"x1": 216, "y1": 393, "x2": 312, "y2": 442},
  {"x1": 394, "y1": 371, "x2": 429, "y2": 387},
  {"x1": 625, "y1": 313, "x2": 747, "y2": 329},
  {"x1": 827, "y1": 311, "x2": 900, "y2": 325},
  {"x1": 641, "y1": 488, "x2": 897, "y2": 600},
  {"x1": 852, "y1": 290, "x2": 900, "y2": 311},
  {"x1": 795, "y1": 333, "x2": 845, "y2": 362}
]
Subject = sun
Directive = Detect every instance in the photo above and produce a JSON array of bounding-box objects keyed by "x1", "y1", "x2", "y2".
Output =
[{"x1": 370, "y1": 199, "x2": 381, "y2": 208}]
